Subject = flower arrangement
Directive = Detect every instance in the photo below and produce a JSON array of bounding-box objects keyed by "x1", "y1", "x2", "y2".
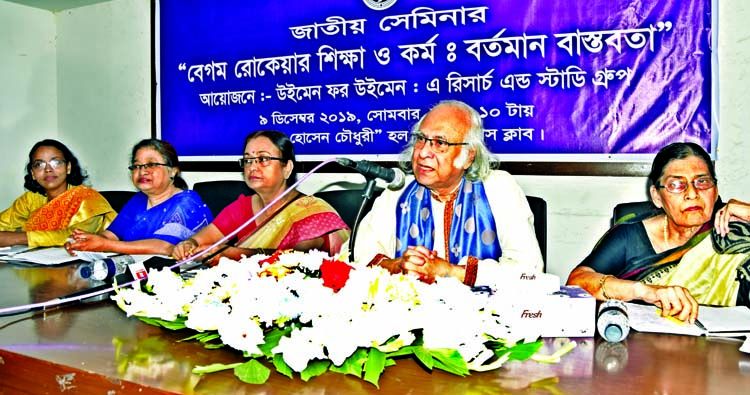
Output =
[{"x1": 112, "y1": 250, "x2": 571, "y2": 387}]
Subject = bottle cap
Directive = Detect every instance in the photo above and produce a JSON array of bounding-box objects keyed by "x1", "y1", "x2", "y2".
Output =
[
  {"x1": 80, "y1": 265, "x2": 92, "y2": 279},
  {"x1": 604, "y1": 324, "x2": 623, "y2": 342}
]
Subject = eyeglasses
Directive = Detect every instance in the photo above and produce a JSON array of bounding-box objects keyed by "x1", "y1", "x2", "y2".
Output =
[
  {"x1": 128, "y1": 163, "x2": 170, "y2": 172},
  {"x1": 658, "y1": 177, "x2": 716, "y2": 194},
  {"x1": 238, "y1": 156, "x2": 284, "y2": 168},
  {"x1": 412, "y1": 132, "x2": 468, "y2": 153},
  {"x1": 31, "y1": 159, "x2": 66, "y2": 171}
]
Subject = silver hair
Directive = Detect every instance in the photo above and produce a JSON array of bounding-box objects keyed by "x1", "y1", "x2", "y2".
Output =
[{"x1": 399, "y1": 100, "x2": 494, "y2": 182}]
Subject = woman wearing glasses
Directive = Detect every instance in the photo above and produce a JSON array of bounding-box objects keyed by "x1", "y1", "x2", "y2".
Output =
[
  {"x1": 567, "y1": 142, "x2": 750, "y2": 322},
  {"x1": 172, "y1": 130, "x2": 350, "y2": 261},
  {"x1": 0, "y1": 139, "x2": 115, "y2": 247},
  {"x1": 66, "y1": 139, "x2": 212, "y2": 256}
]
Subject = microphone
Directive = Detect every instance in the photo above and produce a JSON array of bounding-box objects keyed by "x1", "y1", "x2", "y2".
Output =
[{"x1": 336, "y1": 158, "x2": 405, "y2": 190}]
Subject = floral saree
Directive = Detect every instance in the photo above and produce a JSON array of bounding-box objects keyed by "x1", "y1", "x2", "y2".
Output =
[{"x1": 620, "y1": 215, "x2": 750, "y2": 307}]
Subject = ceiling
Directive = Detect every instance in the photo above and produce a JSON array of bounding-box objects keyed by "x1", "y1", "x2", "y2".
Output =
[{"x1": 3, "y1": 0, "x2": 113, "y2": 12}]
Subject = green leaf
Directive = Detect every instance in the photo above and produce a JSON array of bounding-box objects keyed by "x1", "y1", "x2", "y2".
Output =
[
  {"x1": 234, "y1": 359, "x2": 271, "y2": 384},
  {"x1": 429, "y1": 348, "x2": 469, "y2": 376},
  {"x1": 504, "y1": 340, "x2": 544, "y2": 362},
  {"x1": 384, "y1": 345, "x2": 418, "y2": 357},
  {"x1": 300, "y1": 360, "x2": 330, "y2": 382},
  {"x1": 137, "y1": 316, "x2": 186, "y2": 330},
  {"x1": 197, "y1": 333, "x2": 222, "y2": 343},
  {"x1": 180, "y1": 332, "x2": 219, "y2": 343},
  {"x1": 363, "y1": 348, "x2": 386, "y2": 388},
  {"x1": 259, "y1": 326, "x2": 294, "y2": 357},
  {"x1": 203, "y1": 343, "x2": 225, "y2": 349},
  {"x1": 193, "y1": 362, "x2": 243, "y2": 375},
  {"x1": 272, "y1": 353, "x2": 294, "y2": 379},
  {"x1": 179, "y1": 333, "x2": 205, "y2": 342},
  {"x1": 330, "y1": 348, "x2": 368, "y2": 377},
  {"x1": 413, "y1": 346, "x2": 433, "y2": 370}
]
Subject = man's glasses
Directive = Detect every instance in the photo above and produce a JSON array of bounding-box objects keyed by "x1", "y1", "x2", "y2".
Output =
[
  {"x1": 238, "y1": 156, "x2": 284, "y2": 168},
  {"x1": 128, "y1": 163, "x2": 170, "y2": 172},
  {"x1": 31, "y1": 159, "x2": 66, "y2": 171},
  {"x1": 412, "y1": 132, "x2": 468, "y2": 153},
  {"x1": 658, "y1": 177, "x2": 716, "y2": 194}
]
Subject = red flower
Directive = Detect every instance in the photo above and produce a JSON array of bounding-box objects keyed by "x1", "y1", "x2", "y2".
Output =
[
  {"x1": 320, "y1": 259, "x2": 354, "y2": 292},
  {"x1": 258, "y1": 249, "x2": 289, "y2": 267}
]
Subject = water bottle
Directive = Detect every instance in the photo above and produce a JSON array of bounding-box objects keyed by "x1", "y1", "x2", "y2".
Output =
[
  {"x1": 80, "y1": 255, "x2": 135, "y2": 281},
  {"x1": 597, "y1": 299, "x2": 630, "y2": 342}
]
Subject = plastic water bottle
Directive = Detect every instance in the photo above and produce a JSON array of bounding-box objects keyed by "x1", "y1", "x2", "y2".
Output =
[
  {"x1": 597, "y1": 299, "x2": 630, "y2": 342},
  {"x1": 80, "y1": 255, "x2": 135, "y2": 281}
]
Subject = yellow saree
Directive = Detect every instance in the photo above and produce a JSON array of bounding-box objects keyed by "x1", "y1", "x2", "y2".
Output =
[
  {"x1": 0, "y1": 185, "x2": 116, "y2": 247},
  {"x1": 237, "y1": 195, "x2": 350, "y2": 255},
  {"x1": 624, "y1": 221, "x2": 750, "y2": 307}
]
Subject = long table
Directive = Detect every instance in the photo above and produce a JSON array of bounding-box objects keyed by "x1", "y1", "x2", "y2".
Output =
[{"x1": 1, "y1": 261, "x2": 748, "y2": 394}]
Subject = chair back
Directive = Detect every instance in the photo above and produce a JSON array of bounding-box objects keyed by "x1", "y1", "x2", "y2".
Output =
[
  {"x1": 100, "y1": 190, "x2": 136, "y2": 213},
  {"x1": 611, "y1": 201, "x2": 657, "y2": 227},
  {"x1": 193, "y1": 181, "x2": 253, "y2": 218},
  {"x1": 314, "y1": 188, "x2": 383, "y2": 230},
  {"x1": 525, "y1": 195, "x2": 547, "y2": 271}
]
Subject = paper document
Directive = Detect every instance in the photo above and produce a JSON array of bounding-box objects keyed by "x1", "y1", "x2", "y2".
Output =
[
  {"x1": 0, "y1": 245, "x2": 32, "y2": 257},
  {"x1": 626, "y1": 302, "x2": 750, "y2": 337},
  {"x1": 7, "y1": 248, "x2": 115, "y2": 265}
]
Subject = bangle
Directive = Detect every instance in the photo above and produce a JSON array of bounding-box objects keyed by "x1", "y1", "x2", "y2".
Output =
[
  {"x1": 367, "y1": 253, "x2": 388, "y2": 268},
  {"x1": 599, "y1": 274, "x2": 614, "y2": 299}
]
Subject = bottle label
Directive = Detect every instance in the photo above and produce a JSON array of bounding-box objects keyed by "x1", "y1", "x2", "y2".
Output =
[{"x1": 129, "y1": 261, "x2": 148, "y2": 280}]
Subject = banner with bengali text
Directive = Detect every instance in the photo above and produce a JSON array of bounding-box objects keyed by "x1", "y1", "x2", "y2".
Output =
[{"x1": 157, "y1": 0, "x2": 712, "y2": 161}]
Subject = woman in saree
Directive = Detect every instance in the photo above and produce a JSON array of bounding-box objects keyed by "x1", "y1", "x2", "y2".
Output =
[
  {"x1": 0, "y1": 139, "x2": 116, "y2": 248},
  {"x1": 172, "y1": 130, "x2": 350, "y2": 262},
  {"x1": 65, "y1": 139, "x2": 213, "y2": 256},
  {"x1": 567, "y1": 142, "x2": 750, "y2": 323}
]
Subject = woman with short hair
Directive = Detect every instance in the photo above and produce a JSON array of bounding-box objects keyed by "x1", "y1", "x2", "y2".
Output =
[
  {"x1": 567, "y1": 142, "x2": 750, "y2": 323},
  {"x1": 66, "y1": 139, "x2": 212, "y2": 256}
]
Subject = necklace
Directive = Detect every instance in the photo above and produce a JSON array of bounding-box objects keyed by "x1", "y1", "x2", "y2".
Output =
[{"x1": 663, "y1": 215, "x2": 671, "y2": 250}]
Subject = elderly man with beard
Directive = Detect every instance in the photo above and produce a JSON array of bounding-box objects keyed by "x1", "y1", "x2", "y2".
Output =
[{"x1": 355, "y1": 100, "x2": 543, "y2": 286}]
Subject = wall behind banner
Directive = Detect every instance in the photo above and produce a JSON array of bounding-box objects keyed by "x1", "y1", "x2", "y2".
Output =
[
  {"x1": 158, "y1": 0, "x2": 712, "y2": 161},
  {"x1": 1, "y1": 0, "x2": 749, "y2": 281}
]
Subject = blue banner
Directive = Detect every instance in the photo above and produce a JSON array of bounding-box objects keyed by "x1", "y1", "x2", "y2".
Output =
[{"x1": 158, "y1": 0, "x2": 711, "y2": 160}]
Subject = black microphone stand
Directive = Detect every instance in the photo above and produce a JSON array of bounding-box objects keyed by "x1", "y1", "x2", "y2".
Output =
[{"x1": 348, "y1": 177, "x2": 378, "y2": 263}]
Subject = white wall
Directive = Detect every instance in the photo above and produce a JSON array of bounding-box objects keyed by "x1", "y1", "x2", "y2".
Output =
[
  {"x1": 0, "y1": 1, "x2": 57, "y2": 204},
  {"x1": 56, "y1": 0, "x2": 151, "y2": 191},
  {"x1": 2, "y1": 0, "x2": 749, "y2": 280}
]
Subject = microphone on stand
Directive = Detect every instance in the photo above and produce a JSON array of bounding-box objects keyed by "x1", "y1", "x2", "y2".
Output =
[
  {"x1": 336, "y1": 157, "x2": 406, "y2": 262},
  {"x1": 336, "y1": 158, "x2": 405, "y2": 190}
]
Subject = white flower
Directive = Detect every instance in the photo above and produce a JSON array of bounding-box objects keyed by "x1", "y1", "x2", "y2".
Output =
[
  {"x1": 115, "y1": 250, "x2": 541, "y2": 379},
  {"x1": 218, "y1": 314, "x2": 264, "y2": 356},
  {"x1": 185, "y1": 300, "x2": 230, "y2": 331},
  {"x1": 273, "y1": 326, "x2": 326, "y2": 372}
]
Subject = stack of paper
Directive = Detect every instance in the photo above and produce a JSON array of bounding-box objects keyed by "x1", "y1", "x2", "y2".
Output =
[{"x1": 625, "y1": 302, "x2": 750, "y2": 337}]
